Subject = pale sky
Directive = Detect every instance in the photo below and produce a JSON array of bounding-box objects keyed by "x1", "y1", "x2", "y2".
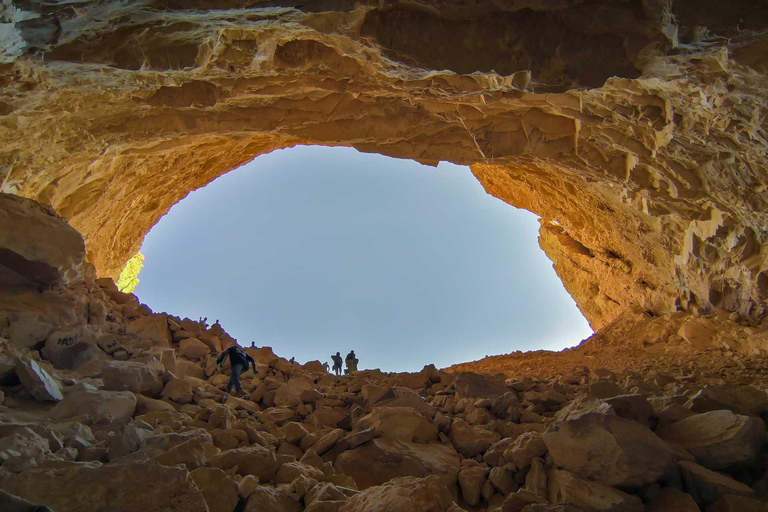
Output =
[{"x1": 134, "y1": 146, "x2": 593, "y2": 372}]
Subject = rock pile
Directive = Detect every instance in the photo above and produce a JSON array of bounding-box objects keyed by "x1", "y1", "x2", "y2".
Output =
[{"x1": 3, "y1": 186, "x2": 768, "y2": 512}]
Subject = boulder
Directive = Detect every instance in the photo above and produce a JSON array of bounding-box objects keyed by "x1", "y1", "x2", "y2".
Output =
[
  {"x1": 603, "y1": 394, "x2": 655, "y2": 428},
  {"x1": 154, "y1": 438, "x2": 209, "y2": 470},
  {"x1": 126, "y1": 315, "x2": 172, "y2": 345},
  {"x1": 53, "y1": 389, "x2": 136, "y2": 423},
  {"x1": 161, "y1": 377, "x2": 194, "y2": 404},
  {"x1": 0, "y1": 192, "x2": 86, "y2": 287},
  {"x1": 180, "y1": 338, "x2": 210, "y2": 360},
  {"x1": 358, "y1": 406, "x2": 438, "y2": 443},
  {"x1": 455, "y1": 373, "x2": 509, "y2": 399},
  {"x1": 208, "y1": 445, "x2": 280, "y2": 482},
  {"x1": 0, "y1": 462, "x2": 207, "y2": 511},
  {"x1": 14, "y1": 357, "x2": 62, "y2": 401},
  {"x1": 243, "y1": 485, "x2": 302, "y2": 512},
  {"x1": 190, "y1": 467, "x2": 239, "y2": 512},
  {"x1": 459, "y1": 464, "x2": 489, "y2": 506},
  {"x1": 547, "y1": 469, "x2": 643, "y2": 512},
  {"x1": 335, "y1": 438, "x2": 460, "y2": 489},
  {"x1": 448, "y1": 418, "x2": 501, "y2": 458},
  {"x1": 275, "y1": 376, "x2": 315, "y2": 407},
  {"x1": 41, "y1": 328, "x2": 99, "y2": 369},
  {"x1": 0, "y1": 427, "x2": 50, "y2": 471},
  {"x1": 338, "y1": 476, "x2": 462, "y2": 512},
  {"x1": 707, "y1": 494, "x2": 768, "y2": 512},
  {"x1": 489, "y1": 466, "x2": 518, "y2": 495},
  {"x1": 685, "y1": 385, "x2": 768, "y2": 417},
  {"x1": 656, "y1": 410, "x2": 768, "y2": 469},
  {"x1": 504, "y1": 432, "x2": 547, "y2": 470},
  {"x1": 679, "y1": 460, "x2": 754, "y2": 506},
  {"x1": 282, "y1": 422, "x2": 310, "y2": 445},
  {"x1": 589, "y1": 381, "x2": 626, "y2": 399},
  {"x1": 644, "y1": 487, "x2": 699, "y2": 512},
  {"x1": 501, "y1": 490, "x2": 547, "y2": 512},
  {"x1": 543, "y1": 413, "x2": 673, "y2": 487},
  {"x1": 102, "y1": 361, "x2": 163, "y2": 396},
  {"x1": 303, "y1": 360, "x2": 327, "y2": 373}
]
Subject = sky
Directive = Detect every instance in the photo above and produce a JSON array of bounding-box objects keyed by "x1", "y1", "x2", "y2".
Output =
[{"x1": 134, "y1": 145, "x2": 593, "y2": 372}]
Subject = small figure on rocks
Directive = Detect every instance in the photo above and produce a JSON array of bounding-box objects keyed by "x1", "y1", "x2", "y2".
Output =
[
  {"x1": 216, "y1": 345, "x2": 256, "y2": 396},
  {"x1": 345, "y1": 350, "x2": 358, "y2": 373},
  {"x1": 331, "y1": 352, "x2": 343, "y2": 376},
  {"x1": 289, "y1": 357, "x2": 295, "y2": 364},
  {"x1": 250, "y1": 341, "x2": 256, "y2": 349},
  {"x1": 323, "y1": 361, "x2": 330, "y2": 372}
]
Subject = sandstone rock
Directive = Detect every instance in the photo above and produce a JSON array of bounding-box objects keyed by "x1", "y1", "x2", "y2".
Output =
[
  {"x1": 190, "y1": 467, "x2": 239, "y2": 512},
  {"x1": 41, "y1": 328, "x2": 99, "y2": 369},
  {"x1": 679, "y1": 460, "x2": 754, "y2": 505},
  {"x1": 126, "y1": 315, "x2": 172, "y2": 345},
  {"x1": 335, "y1": 438, "x2": 460, "y2": 489},
  {"x1": 449, "y1": 418, "x2": 501, "y2": 458},
  {"x1": 358, "y1": 406, "x2": 438, "y2": 443},
  {"x1": 0, "y1": 427, "x2": 50, "y2": 471},
  {"x1": 547, "y1": 469, "x2": 643, "y2": 512},
  {"x1": 102, "y1": 361, "x2": 163, "y2": 396},
  {"x1": 276, "y1": 461, "x2": 327, "y2": 483},
  {"x1": 310, "y1": 428, "x2": 345, "y2": 456},
  {"x1": 589, "y1": 381, "x2": 626, "y2": 399},
  {"x1": 657, "y1": 404, "x2": 696, "y2": 427},
  {"x1": 242, "y1": 486, "x2": 301, "y2": 512},
  {"x1": 656, "y1": 410, "x2": 768, "y2": 469},
  {"x1": 161, "y1": 377, "x2": 194, "y2": 404},
  {"x1": 14, "y1": 357, "x2": 63, "y2": 401},
  {"x1": 0, "y1": 462, "x2": 207, "y2": 511},
  {"x1": 275, "y1": 375, "x2": 315, "y2": 407},
  {"x1": 180, "y1": 338, "x2": 210, "y2": 360},
  {"x1": 344, "y1": 427, "x2": 376, "y2": 450},
  {"x1": 504, "y1": 432, "x2": 547, "y2": 470},
  {"x1": 525, "y1": 458, "x2": 548, "y2": 498},
  {"x1": 644, "y1": 487, "x2": 699, "y2": 512},
  {"x1": 53, "y1": 389, "x2": 136, "y2": 423},
  {"x1": 501, "y1": 490, "x2": 548, "y2": 512},
  {"x1": 208, "y1": 444, "x2": 280, "y2": 482},
  {"x1": 707, "y1": 494, "x2": 768, "y2": 512},
  {"x1": 154, "y1": 438, "x2": 210, "y2": 470},
  {"x1": 603, "y1": 394, "x2": 655, "y2": 427},
  {"x1": 0, "y1": 193, "x2": 86, "y2": 286},
  {"x1": 455, "y1": 373, "x2": 509, "y2": 399},
  {"x1": 543, "y1": 413, "x2": 673, "y2": 487},
  {"x1": 282, "y1": 421, "x2": 310, "y2": 445},
  {"x1": 685, "y1": 385, "x2": 768, "y2": 417},
  {"x1": 489, "y1": 467, "x2": 518, "y2": 495},
  {"x1": 459, "y1": 465, "x2": 490, "y2": 506},
  {"x1": 338, "y1": 475, "x2": 461, "y2": 512}
]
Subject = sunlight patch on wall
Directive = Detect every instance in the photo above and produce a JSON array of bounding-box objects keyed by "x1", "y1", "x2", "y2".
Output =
[{"x1": 117, "y1": 252, "x2": 145, "y2": 293}]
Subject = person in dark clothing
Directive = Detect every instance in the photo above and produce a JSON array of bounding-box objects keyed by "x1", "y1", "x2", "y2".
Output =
[
  {"x1": 345, "y1": 350, "x2": 358, "y2": 373},
  {"x1": 216, "y1": 345, "x2": 256, "y2": 395},
  {"x1": 331, "y1": 352, "x2": 343, "y2": 376}
]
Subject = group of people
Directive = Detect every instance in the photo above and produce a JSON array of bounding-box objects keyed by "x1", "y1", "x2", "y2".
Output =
[
  {"x1": 330, "y1": 350, "x2": 358, "y2": 376},
  {"x1": 214, "y1": 344, "x2": 361, "y2": 397}
]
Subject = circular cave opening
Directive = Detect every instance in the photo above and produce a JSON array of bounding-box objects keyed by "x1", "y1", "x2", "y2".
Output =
[{"x1": 126, "y1": 146, "x2": 593, "y2": 372}]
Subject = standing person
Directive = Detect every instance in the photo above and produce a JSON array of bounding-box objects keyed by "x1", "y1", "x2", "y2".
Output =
[
  {"x1": 331, "y1": 352, "x2": 343, "y2": 376},
  {"x1": 345, "y1": 350, "x2": 358, "y2": 373},
  {"x1": 216, "y1": 345, "x2": 256, "y2": 396},
  {"x1": 323, "y1": 362, "x2": 330, "y2": 372}
]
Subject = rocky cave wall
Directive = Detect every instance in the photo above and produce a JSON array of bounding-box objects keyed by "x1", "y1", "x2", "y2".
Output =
[{"x1": 1, "y1": 0, "x2": 767, "y2": 330}]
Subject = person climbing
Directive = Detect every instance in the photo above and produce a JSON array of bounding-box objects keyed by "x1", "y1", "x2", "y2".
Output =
[
  {"x1": 216, "y1": 344, "x2": 256, "y2": 396},
  {"x1": 345, "y1": 350, "x2": 358, "y2": 373},
  {"x1": 331, "y1": 352, "x2": 343, "y2": 376},
  {"x1": 323, "y1": 361, "x2": 330, "y2": 372},
  {"x1": 250, "y1": 341, "x2": 256, "y2": 349},
  {"x1": 289, "y1": 357, "x2": 295, "y2": 364}
]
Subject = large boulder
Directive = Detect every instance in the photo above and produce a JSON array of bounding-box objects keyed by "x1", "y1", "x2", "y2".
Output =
[
  {"x1": 14, "y1": 357, "x2": 62, "y2": 401},
  {"x1": 679, "y1": 460, "x2": 754, "y2": 506},
  {"x1": 190, "y1": 467, "x2": 239, "y2": 512},
  {"x1": 547, "y1": 469, "x2": 643, "y2": 512},
  {"x1": 338, "y1": 476, "x2": 461, "y2": 512},
  {"x1": 335, "y1": 438, "x2": 460, "y2": 489},
  {"x1": 684, "y1": 385, "x2": 768, "y2": 417},
  {"x1": 543, "y1": 412, "x2": 673, "y2": 487},
  {"x1": 0, "y1": 193, "x2": 86, "y2": 287},
  {"x1": 126, "y1": 315, "x2": 172, "y2": 345},
  {"x1": 244, "y1": 484, "x2": 302, "y2": 512},
  {"x1": 448, "y1": 418, "x2": 501, "y2": 458},
  {"x1": 102, "y1": 361, "x2": 164, "y2": 396},
  {"x1": 656, "y1": 410, "x2": 768, "y2": 469},
  {"x1": 454, "y1": 372, "x2": 509, "y2": 399},
  {"x1": 274, "y1": 375, "x2": 315, "y2": 407},
  {"x1": 0, "y1": 462, "x2": 207, "y2": 511},
  {"x1": 358, "y1": 407, "x2": 438, "y2": 443},
  {"x1": 208, "y1": 445, "x2": 280, "y2": 482},
  {"x1": 180, "y1": 338, "x2": 210, "y2": 360},
  {"x1": 41, "y1": 327, "x2": 103, "y2": 370},
  {"x1": 53, "y1": 389, "x2": 136, "y2": 423}
]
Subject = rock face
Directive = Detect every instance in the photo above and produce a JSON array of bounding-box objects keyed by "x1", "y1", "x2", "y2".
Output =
[{"x1": 1, "y1": 1, "x2": 768, "y2": 331}]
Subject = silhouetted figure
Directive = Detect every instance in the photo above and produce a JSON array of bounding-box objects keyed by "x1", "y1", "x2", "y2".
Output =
[
  {"x1": 345, "y1": 350, "x2": 358, "y2": 373},
  {"x1": 331, "y1": 352, "x2": 343, "y2": 376},
  {"x1": 323, "y1": 361, "x2": 330, "y2": 372},
  {"x1": 289, "y1": 357, "x2": 295, "y2": 364},
  {"x1": 250, "y1": 341, "x2": 256, "y2": 349},
  {"x1": 216, "y1": 345, "x2": 256, "y2": 396}
]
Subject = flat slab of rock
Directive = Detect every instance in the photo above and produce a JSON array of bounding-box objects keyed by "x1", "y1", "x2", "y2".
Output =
[
  {"x1": 338, "y1": 475, "x2": 461, "y2": 512},
  {"x1": 358, "y1": 406, "x2": 438, "y2": 443},
  {"x1": 14, "y1": 357, "x2": 62, "y2": 401},
  {"x1": 53, "y1": 389, "x2": 136, "y2": 422},
  {"x1": 547, "y1": 469, "x2": 643, "y2": 512},
  {"x1": 656, "y1": 410, "x2": 768, "y2": 469},
  {"x1": 679, "y1": 460, "x2": 754, "y2": 506},
  {"x1": 0, "y1": 462, "x2": 207, "y2": 512},
  {"x1": 543, "y1": 412, "x2": 673, "y2": 487},
  {"x1": 102, "y1": 360, "x2": 163, "y2": 396}
]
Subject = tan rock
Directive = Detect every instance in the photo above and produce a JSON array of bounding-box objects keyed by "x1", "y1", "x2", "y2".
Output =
[
  {"x1": 161, "y1": 377, "x2": 194, "y2": 404},
  {"x1": 338, "y1": 476, "x2": 461, "y2": 512},
  {"x1": 335, "y1": 438, "x2": 460, "y2": 489},
  {"x1": 459, "y1": 465, "x2": 489, "y2": 506},
  {"x1": 243, "y1": 485, "x2": 302, "y2": 512},
  {"x1": 504, "y1": 432, "x2": 547, "y2": 470},
  {"x1": 358, "y1": 406, "x2": 438, "y2": 443},
  {"x1": 126, "y1": 315, "x2": 172, "y2": 345},
  {"x1": 679, "y1": 460, "x2": 754, "y2": 505},
  {"x1": 275, "y1": 375, "x2": 315, "y2": 407},
  {"x1": 543, "y1": 413, "x2": 673, "y2": 487},
  {"x1": 448, "y1": 418, "x2": 501, "y2": 458},
  {"x1": 102, "y1": 360, "x2": 163, "y2": 396},
  {"x1": 524, "y1": 458, "x2": 548, "y2": 498},
  {"x1": 656, "y1": 410, "x2": 768, "y2": 469},
  {"x1": 154, "y1": 438, "x2": 209, "y2": 470},
  {"x1": 282, "y1": 422, "x2": 309, "y2": 445},
  {"x1": 547, "y1": 469, "x2": 643, "y2": 512},
  {"x1": 707, "y1": 494, "x2": 768, "y2": 512},
  {"x1": 53, "y1": 389, "x2": 136, "y2": 423},
  {"x1": 14, "y1": 357, "x2": 62, "y2": 401},
  {"x1": 190, "y1": 467, "x2": 239, "y2": 512},
  {"x1": 180, "y1": 338, "x2": 211, "y2": 360},
  {"x1": 501, "y1": 490, "x2": 547, "y2": 512},
  {"x1": 645, "y1": 487, "x2": 699, "y2": 512},
  {"x1": 489, "y1": 467, "x2": 518, "y2": 496},
  {"x1": 208, "y1": 445, "x2": 280, "y2": 482},
  {"x1": 455, "y1": 373, "x2": 509, "y2": 399}
]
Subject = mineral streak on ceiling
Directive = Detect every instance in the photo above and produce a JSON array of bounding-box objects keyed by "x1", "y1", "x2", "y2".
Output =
[{"x1": 1, "y1": 0, "x2": 767, "y2": 331}]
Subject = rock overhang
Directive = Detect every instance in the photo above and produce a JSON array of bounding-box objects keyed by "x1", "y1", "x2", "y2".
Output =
[{"x1": 0, "y1": 0, "x2": 767, "y2": 330}]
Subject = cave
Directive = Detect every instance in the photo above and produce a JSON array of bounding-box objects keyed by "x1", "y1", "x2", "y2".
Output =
[{"x1": 1, "y1": 1, "x2": 768, "y2": 510}]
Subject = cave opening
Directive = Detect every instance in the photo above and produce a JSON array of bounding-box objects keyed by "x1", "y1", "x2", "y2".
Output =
[{"x1": 127, "y1": 145, "x2": 593, "y2": 372}]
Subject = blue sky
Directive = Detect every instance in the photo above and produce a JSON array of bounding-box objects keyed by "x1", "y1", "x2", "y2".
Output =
[{"x1": 134, "y1": 146, "x2": 593, "y2": 372}]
